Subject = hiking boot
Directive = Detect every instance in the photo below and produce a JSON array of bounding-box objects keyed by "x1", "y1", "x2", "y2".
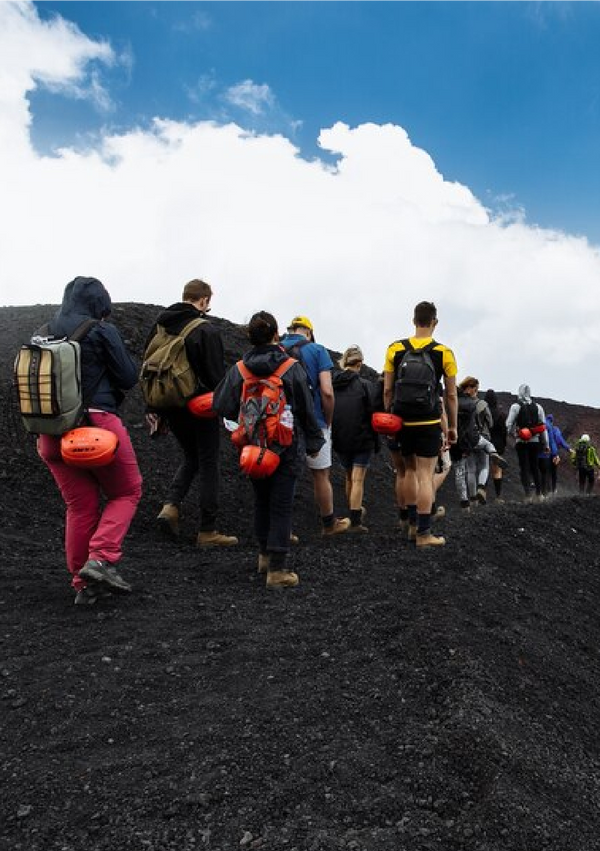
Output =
[
  {"x1": 416, "y1": 532, "x2": 446, "y2": 548},
  {"x1": 491, "y1": 453, "x2": 508, "y2": 470},
  {"x1": 266, "y1": 570, "x2": 299, "y2": 590},
  {"x1": 476, "y1": 487, "x2": 487, "y2": 505},
  {"x1": 156, "y1": 503, "x2": 179, "y2": 538},
  {"x1": 432, "y1": 505, "x2": 446, "y2": 522},
  {"x1": 460, "y1": 500, "x2": 470, "y2": 513},
  {"x1": 290, "y1": 533, "x2": 300, "y2": 545},
  {"x1": 79, "y1": 560, "x2": 132, "y2": 593},
  {"x1": 347, "y1": 524, "x2": 369, "y2": 534},
  {"x1": 407, "y1": 523, "x2": 417, "y2": 542},
  {"x1": 74, "y1": 585, "x2": 112, "y2": 606},
  {"x1": 258, "y1": 553, "x2": 270, "y2": 574},
  {"x1": 197, "y1": 531, "x2": 239, "y2": 547},
  {"x1": 321, "y1": 518, "x2": 351, "y2": 536}
]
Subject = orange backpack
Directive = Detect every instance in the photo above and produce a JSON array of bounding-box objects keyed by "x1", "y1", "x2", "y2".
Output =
[{"x1": 231, "y1": 358, "x2": 296, "y2": 451}]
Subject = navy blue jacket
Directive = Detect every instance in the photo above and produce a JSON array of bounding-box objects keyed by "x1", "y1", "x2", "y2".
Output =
[{"x1": 47, "y1": 276, "x2": 138, "y2": 413}]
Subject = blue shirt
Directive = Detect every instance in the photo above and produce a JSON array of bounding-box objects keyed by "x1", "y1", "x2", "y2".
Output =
[{"x1": 280, "y1": 334, "x2": 333, "y2": 428}]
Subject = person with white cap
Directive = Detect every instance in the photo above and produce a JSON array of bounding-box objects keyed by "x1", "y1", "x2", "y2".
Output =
[
  {"x1": 506, "y1": 384, "x2": 550, "y2": 502},
  {"x1": 280, "y1": 316, "x2": 350, "y2": 536}
]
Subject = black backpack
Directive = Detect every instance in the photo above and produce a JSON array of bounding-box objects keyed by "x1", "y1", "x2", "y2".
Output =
[
  {"x1": 456, "y1": 394, "x2": 480, "y2": 454},
  {"x1": 516, "y1": 401, "x2": 542, "y2": 429},
  {"x1": 393, "y1": 340, "x2": 439, "y2": 420},
  {"x1": 575, "y1": 443, "x2": 590, "y2": 470}
]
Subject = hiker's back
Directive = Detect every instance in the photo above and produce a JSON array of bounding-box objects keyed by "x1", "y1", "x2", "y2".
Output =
[
  {"x1": 331, "y1": 370, "x2": 375, "y2": 454},
  {"x1": 392, "y1": 338, "x2": 440, "y2": 421}
]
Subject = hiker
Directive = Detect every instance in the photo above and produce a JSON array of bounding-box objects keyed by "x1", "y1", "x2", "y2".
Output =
[
  {"x1": 36, "y1": 276, "x2": 142, "y2": 605},
  {"x1": 213, "y1": 311, "x2": 324, "y2": 589},
  {"x1": 331, "y1": 345, "x2": 379, "y2": 532},
  {"x1": 505, "y1": 384, "x2": 550, "y2": 502},
  {"x1": 383, "y1": 301, "x2": 458, "y2": 547},
  {"x1": 539, "y1": 414, "x2": 571, "y2": 496},
  {"x1": 143, "y1": 279, "x2": 237, "y2": 547},
  {"x1": 484, "y1": 389, "x2": 508, "y2": 502},
  {"x1": 571, "y1": 434, "x2": 600, "y2": 495},
  {"x1": 458, "y1": 377, "x2": 493, "y2": 504},
  {"x1": 280, "y1": 316, "x2": 350, "y2": 536}
]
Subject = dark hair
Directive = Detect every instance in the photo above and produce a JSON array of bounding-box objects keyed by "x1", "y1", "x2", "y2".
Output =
[
  {"x1": 248, "y1": 311, "x2": 278, "y2": 346},
  {"x1": 413, "y1": 301, "x2": 437, "y2": 327},
  {"x1": 183, "y1": 279, "x2": 212, "y2": 302}
]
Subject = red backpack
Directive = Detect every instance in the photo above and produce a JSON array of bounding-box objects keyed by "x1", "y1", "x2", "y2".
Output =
[{"x1": 231, "y1": 358, "x2": 296, "y2": 452}]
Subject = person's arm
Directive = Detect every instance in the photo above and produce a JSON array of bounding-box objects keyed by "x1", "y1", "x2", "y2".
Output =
[
  {"x1": 319, "y1": 369, "x2": 335, "y2": 428},
  {"x1": 505, "y1": 404, "x2": 517, "y2": 436},
  {"x1": 538, "y1": 405, "x2": 550, "y2": 450},
  {"x1": 212, "y1": 365, "x2": 242, "y2": 421},
  {"x1": 443, "y1": 374, "x2": 457, "y2": 445},
  {"x1": 100, "y1": 323, "x2": 138, "y2": 390},
  {"x1": 383, "y1": 370, "x2": 394, "y2": 412},
  {"x1": 291, "y1": 366, "x2": 326, "y2": 455}
]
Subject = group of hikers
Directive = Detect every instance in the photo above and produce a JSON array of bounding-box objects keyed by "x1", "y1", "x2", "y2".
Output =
[{"x1": 25, "y1": 276, "x2": 598, "y2": 602}]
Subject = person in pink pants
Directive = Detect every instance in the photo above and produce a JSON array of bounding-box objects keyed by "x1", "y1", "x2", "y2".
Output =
[{"x1": 36, "y1": 276, "x2": 142, "y2": 606}]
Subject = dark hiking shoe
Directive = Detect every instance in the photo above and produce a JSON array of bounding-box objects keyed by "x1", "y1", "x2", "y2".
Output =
[
  {"x1": 74, "y1": 585, "x2": 112, "y2": 606},
  {"x1": 491, "y1": 453, "x2": 508, "y2": 470},
  {"x1": 347, "y1": 524, "x2": 369, "y2": 534},
  {"x1": 266, "y1": 570, "x2": 299, "y2": 589},
  {"x1": 79, "y1": 560, "x2": 132, "y2": 593}
]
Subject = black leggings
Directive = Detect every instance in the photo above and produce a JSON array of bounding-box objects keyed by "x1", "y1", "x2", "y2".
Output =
[
  {"x1": 578, "y1": 468, "x2": 595, "y2": 494},
  {"x1": 516, "y1": 442, "x2": 542, "y2": 496}
]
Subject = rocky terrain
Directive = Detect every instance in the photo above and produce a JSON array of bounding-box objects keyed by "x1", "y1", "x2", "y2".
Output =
[{"x1": 1, "y1": 303, "x2": 600, "y2": 851}]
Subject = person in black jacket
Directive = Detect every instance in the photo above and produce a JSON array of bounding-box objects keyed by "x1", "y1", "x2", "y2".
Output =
[
  {"x1": 37, "y1": 276, "x2": 142, "y2": 605},
  {"x1": 331, "y1": 345, "x2": 378, "y2": 532},
  {"x1": 484, "y1": 389, "x2": 508, "y2": 502},
  {"x1": 146, "y1": 279, "x2": 237, "y2": 547},
  {"x1": 213, "y1": 311, "x2": 324, "y2": 589}
]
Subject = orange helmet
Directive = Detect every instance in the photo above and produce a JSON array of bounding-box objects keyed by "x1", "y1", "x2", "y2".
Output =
[
  {"x1": 187, "y1": 392, "x2": 217, "y2": 418},
  {"x1": 371, "y1": 412, "x2": 403, "y2": 435},
  {"x1": 518, "y1": 427, "x2": 532, "y2": 441},
  {"x1": 61, "y1": 427, "x2": 119, "y2": 468},
  {"x1": 239, "y1": 445, "x2": 280, "y2": 478}
]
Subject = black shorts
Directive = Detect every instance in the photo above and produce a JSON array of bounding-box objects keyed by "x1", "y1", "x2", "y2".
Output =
[{"x1": 399, "y1": 424, "x2": 442, "y2": 459}]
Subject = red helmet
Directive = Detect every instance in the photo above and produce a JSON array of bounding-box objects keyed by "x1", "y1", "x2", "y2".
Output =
[
  {"x1": 518, "y1": 427, "x2": 532, "y2": 441},
  {"x1": 187, "y1": 392, "x2": 217, "y2": 418},
  {"x1": 239, "y1": 445, "x2": 280, "y2": 478},
  {"x1": 371, "y1": 412, "x2": 403, "y2": 435},
  {"x1": 61, "y1": 427, "x2": 119, "y2": 468}
]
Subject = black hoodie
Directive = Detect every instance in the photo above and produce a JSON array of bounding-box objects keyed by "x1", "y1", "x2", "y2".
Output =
[
  {"x1": 213, "y1": 344, "x2": 325, "y2": 465},
  {"x1": 331, "y1": 369, "x2": 378, "y2": 455},
  {"x1": 146, "y1": 302, "x2": 226, "y2": 394}
]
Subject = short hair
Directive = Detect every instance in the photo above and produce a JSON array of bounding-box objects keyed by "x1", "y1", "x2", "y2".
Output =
[
  {"x1": 459, "y1": 376, "x2": 479, "y2": 391},
  {"x1": 248, "y1": 311, "x2": 278, "y2": 346},
  {"x1": 182, "y1": 279, "x2": 212, "y2": 302},
  {"x1": 413, "y1": 301, "x2": 437, "y2": 327}
]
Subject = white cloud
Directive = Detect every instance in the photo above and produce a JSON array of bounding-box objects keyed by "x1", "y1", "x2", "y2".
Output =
[
  {"x1": 224, "y1": 79, "x2": 275, "y2": 115},
  {"x1": 2, "y1": 2, "x2": 600, "y2": 407}
]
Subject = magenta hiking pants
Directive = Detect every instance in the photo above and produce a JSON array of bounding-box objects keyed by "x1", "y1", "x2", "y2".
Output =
[{"x1": 38, "y1": 411, "x2": 143, "y2": 591}]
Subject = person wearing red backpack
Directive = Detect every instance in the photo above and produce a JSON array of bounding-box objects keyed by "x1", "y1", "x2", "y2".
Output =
[
  {"x1": 505, "y1": 384, "x2": 550, "y2": 502},
  {"x1": 213, "y1": 312, "x2": 324, "y2": 589}
]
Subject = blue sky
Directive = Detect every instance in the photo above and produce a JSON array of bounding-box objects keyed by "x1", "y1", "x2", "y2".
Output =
[
  {"x1": 33, "y1": 1, "x2": 600, "y2": 244},
  {"x1": 2, "y1": 1, "x2": 600, "y2": 405}
]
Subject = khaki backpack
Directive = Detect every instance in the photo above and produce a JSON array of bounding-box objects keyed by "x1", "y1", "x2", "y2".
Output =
[{"x1": 140, "y1": 318, "x2": 206, "y2": 409}]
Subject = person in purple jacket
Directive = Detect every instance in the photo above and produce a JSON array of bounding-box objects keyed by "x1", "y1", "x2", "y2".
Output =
[{"x1": 539, "y1": 414, "x2": 571, "y2": 496}]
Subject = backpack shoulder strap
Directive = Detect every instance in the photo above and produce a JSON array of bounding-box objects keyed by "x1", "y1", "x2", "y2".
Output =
[
  {"x1": 400, "y1": 338, "x2": 413, "y2": 352},
  {"x1": 180, "y1": 317, "x2": 207, "y2": 339},
  {"x1": 68, "y1": 319, "x2": 99, "y2": 342},
  {"x1": 272, "y1": 357, "x2": 296, "y2": 379},
  {"x1": 236, "y1": 360, "x2": 253, "y2": 380}
]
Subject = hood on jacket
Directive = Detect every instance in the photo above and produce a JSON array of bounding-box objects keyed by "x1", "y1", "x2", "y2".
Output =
[
  {"x1": 155, "y1": 302, "x2": 205, "y2": 334},
  {"x1": 56, "y1": 276, "x2": 111, "y2": 322},
  {"x1": 518, "y1": 384, "x2": 532, "y2": 403},
  {"x1": 332, "y1": 369, "x2": 361, "y2": 390},
  {"x1": 484, "y1": 389, "x2": 497, "y2": 409},
  {"x1": 242, "y1": 345, "x2": 292, "y2": 377}
]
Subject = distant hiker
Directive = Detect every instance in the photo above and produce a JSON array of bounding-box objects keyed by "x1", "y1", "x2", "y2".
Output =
[
  {"x1": 571, "y1": 434, "x2": 599, "y2": 495},
  {"x1": 331, "y1": 345, "x2": 379, "y2": 532},
  {"x1": 213, "y1": 311, "x2": 324, "y2": 589},
  {"x1": 451, "y1": 383, "x2": 508, "y2": 512},
  {"x1": 383, "y1": 301, "x2": 458, "y2": 548},
  {"x1": 142, "y1": 279, "x2": 237, "y2": 547},
  {"x1": 539, "y1": 414, "x2": 571, "y2": 496},
  {"x1": 280, "y1": 316, "x2": 350, "y2": 536},
  {"x1": 505, "y1": 384, "x2": 550, "y2": 502},
  {"x1": 458, "y1": 377, "x2": 494, "y2": 505},
  {"x1": 36, "y1": 277, "x2": 141, "y2": 605},
  {"x1": 484, "y1": 389, "x2": 508, "y2": 502}
]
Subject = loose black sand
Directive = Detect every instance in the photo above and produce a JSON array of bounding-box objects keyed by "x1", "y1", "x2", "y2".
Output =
[{"x1": 1, "y1": 304, "x2": 600, "y2": 851}]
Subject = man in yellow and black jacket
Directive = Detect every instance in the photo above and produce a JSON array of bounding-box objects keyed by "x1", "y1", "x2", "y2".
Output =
[{"x1": 383, "y1": 301, "x2": 457, "y2": 548}]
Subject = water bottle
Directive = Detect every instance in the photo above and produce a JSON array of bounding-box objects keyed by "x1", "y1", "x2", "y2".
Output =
[{"x1": 280, "y1": 404, "x2": 294, "y2": 433}]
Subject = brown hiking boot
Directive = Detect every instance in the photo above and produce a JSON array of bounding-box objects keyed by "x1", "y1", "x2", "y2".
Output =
[
  {"x1": 321, "y1": 517, "x2": 351, "y2": 536},
  {"x1": 266, "y1": 570, "x2": 299, "y2": 589},
  {"x1": 416, "y1": 532, "x2": 446, "y2": 548},
  {"x1": 290, "y1": 533, "x2": 300, "y2": 545},
  {"x1": 197, "y1": 530, "x2": 239, "y2": 547},
  {"x1": 156, "y1": 503, "x2": 179, "y2": 538},
  {"x1": 347, "y1": 524, "x2": 369, "y2": 534},
  {"x1": 258, "y1": 553, "x2": 270, "y2": 574}
]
